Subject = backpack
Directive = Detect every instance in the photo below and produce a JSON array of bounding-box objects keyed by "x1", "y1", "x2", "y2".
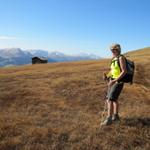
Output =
[{"x1": 115, "y1": 55, "x2": 135, "y2": 84}]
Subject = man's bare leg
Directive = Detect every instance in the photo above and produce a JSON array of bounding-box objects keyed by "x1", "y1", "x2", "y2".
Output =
[
  {"x1": 101, "y1": 100, "x2": 113, "y2": 125},
  {"x1": 107, "y1": 100, "x2": 113, "y2": 117},
  {"x1": 112, "y1": 100, "x2": 120, "y2": 122},
  {"x1": 113, "y1": 101, "x2": 119, "y2": 114}
]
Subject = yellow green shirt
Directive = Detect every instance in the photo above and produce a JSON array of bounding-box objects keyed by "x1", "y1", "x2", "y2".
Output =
[{"x1": 110, "y1": 57, "x2": 121, "y2": 79}]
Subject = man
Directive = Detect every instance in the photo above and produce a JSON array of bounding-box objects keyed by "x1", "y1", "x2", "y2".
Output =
[{"x1": 101, "y1": 44, "x2": 127, "y2": 126}]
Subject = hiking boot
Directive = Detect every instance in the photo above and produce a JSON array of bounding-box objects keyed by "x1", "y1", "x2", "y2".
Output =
[
  {"x1": 101, "y1": 116, "x2": 112, "y2": 126},
  {"x1": 112, "y1": 114, "x2": 120, "y2": 123}
]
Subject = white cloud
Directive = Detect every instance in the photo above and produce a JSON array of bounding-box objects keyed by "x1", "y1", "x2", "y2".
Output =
[{"x1": 0, "y1": 36, "x2": 18, "y2": 40}]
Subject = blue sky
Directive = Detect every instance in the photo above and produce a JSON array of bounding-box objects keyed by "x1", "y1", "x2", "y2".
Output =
[{"x1": 0, "y1": 0, "x2": 149, "y2": 57}]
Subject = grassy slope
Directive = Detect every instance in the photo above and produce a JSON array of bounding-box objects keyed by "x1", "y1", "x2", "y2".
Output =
[{"x1": 0, "y1": 48, "x2": 150, "y2": 150}]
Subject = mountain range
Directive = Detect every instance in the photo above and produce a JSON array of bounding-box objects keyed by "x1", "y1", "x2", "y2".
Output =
[{"x1": 0, "y1": 48, "x2": 101, "y2": 67}]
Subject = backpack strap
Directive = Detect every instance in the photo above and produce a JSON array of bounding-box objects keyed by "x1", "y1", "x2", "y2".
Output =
[
  {"x1": 110, "y1": 55, "x2": 124, "y2": 65},
  {"x1": 116, "y1": 55, "x2": 126, "y2": 71}
]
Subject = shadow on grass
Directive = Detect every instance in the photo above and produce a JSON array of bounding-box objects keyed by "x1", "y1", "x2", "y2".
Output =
[{"x1": 123, "y1": 117, "x2": 150, "y2": 127}]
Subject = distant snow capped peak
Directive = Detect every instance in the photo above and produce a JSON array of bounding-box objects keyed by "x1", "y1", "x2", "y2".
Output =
[
  {"x1": 73, "y1": 52, "x2": 100, "y2": 59},
  {"x1": 27, "y1": 49, "x2": 49, "y2": 57},
  {"x1": 3, "y1": 48, "x2": 22, "y2": 53},
  {"x1": 0, "y1": 48, "x2": 28, "y2": 58},
  {"x1": 49, "y1": 51, "x2": 65, "y2": 56}
]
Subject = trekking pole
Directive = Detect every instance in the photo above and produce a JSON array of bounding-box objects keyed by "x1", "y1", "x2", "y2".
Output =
[
  {"x1": 100, "y1": 100, "x2": 107, "y2": 125},
  {"x1": 99, "y1": 73, "x2": 110, "y2": 126}
]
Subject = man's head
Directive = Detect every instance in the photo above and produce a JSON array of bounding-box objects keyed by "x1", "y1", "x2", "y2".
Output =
[{"x1": 110, "y1": 43, "x2": 121, "y2": 56}]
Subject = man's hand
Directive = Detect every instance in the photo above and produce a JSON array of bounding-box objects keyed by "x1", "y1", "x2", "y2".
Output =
[
  {"x1": 108, "y1": 79, "x2": 117, "y2": 86},
  {"x1": 103, "y1": 73, "x2": 108, "y2": 81}
]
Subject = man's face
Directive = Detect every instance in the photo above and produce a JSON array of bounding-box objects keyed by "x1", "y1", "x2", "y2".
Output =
[{"x1": 111, "y1": 48, "x2": 119, "y2": 56}]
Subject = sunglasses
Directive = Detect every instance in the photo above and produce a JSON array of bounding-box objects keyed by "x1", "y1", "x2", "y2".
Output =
[{"x1": 111, "y1": 49, "x2": 118, "y2": 52}]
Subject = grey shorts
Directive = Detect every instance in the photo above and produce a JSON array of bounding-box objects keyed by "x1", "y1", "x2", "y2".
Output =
[{"x1": 107, "y1": 82, "x2": 124, "y2": 101}]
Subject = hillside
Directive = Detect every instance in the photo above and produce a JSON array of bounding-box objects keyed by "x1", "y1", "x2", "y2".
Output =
[{"x1": 0, "y1": 48, "x2": 150, "y2": 150}]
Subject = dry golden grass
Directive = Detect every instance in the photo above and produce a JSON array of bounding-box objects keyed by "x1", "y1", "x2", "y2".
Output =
[{"x1": 0, "y1": 48, "x2": 150, "y2": 150}]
